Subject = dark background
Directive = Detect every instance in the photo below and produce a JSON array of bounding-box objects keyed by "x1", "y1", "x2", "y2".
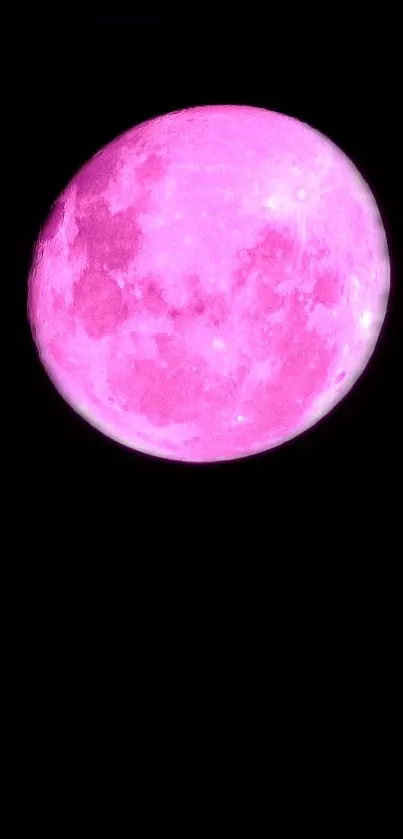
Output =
[
  {"x1": 1, "y1": 10, "x2": 398, "y2": 828},
  {"x1": 3, "y1": 1, "x2": 401, "y2": 502}
]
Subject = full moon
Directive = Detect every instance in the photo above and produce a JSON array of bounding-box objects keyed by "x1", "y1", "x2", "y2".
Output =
[{"x1": 28, "y1": 105, "x2": 390, "y2": 462}]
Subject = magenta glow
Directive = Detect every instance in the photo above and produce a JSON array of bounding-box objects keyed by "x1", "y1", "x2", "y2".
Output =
[{"x1": 28, "y1": 105, "x2": 390, "y2": 462}]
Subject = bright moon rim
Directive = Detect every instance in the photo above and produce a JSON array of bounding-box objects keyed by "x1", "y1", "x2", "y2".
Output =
[{"x1": 28, "y1": 105, "x2": 390, "y2": 462}]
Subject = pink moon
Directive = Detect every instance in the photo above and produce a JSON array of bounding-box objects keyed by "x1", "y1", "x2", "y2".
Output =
[{"x1": 28, "y1": 105, "x2": 390, "y2": 462}]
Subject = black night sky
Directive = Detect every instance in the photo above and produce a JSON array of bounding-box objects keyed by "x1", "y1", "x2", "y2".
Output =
[{"x1": 3, "y1": 1, "x2": 401, "y2": 503}]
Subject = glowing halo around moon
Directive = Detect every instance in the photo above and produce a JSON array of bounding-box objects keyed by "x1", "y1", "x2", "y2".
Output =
[{"x1": 28, "y1": 105, "x2": 390, "y2": 463}]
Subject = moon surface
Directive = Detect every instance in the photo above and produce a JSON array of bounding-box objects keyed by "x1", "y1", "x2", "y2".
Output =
[{"x1": 28, "y1": 105, "x2": 390, "y2": 462}]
